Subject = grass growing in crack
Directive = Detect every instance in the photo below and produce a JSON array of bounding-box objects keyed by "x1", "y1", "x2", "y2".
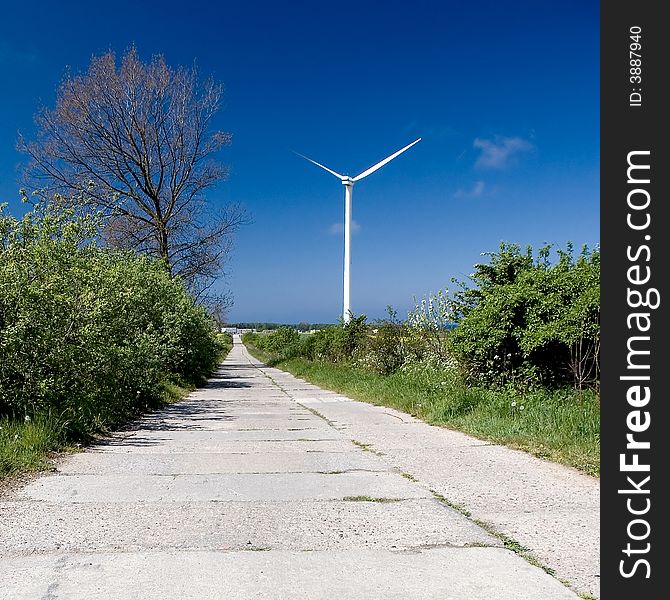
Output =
[
  {"x1": 343, "y1": 495, "x2": 402, "y2": 503},
  {"x1": 401, "y1": 472, "x2": 418, "y2": 482},
  {"x1": 430, "y1": 489, "x2": 472, "y2": 517},
  {"x1": 301, "y1": 405, "x2": 336, "y2": 427},
  {"x1": 350, "y1": 439, "x2": 385, "y2": 456},
  {"x1": 463, "y1": 541, "x2": 496, "y2": 548},
  {"x1": 430, "y1": 486, "x2": 556, "y2": 577},
  {"x1": 351, "y1": 440, "x2": 374, "y2": 451},
  {"x1": 318, "y1": 470, "x2": 347, "y2": 475},
  {"x1": 472, "y1": 518, "x2": 555, "y2": 576}
]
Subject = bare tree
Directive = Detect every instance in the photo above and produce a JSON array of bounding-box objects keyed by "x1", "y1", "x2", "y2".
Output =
[
  {"x1": 206, "y1": 293, "x2": 235, "y2": 332},
  {"x1": 19, "y1": 47, "x2": 248, "y2": 297}
]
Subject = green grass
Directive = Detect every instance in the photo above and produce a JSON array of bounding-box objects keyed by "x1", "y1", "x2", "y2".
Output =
[
  {"x1": 245, "y1": 343, "x2": 600, "y2": 477},
  {"x1": 343, "y1": 495, "x2": 402, "y2": 503},
  {"x1": 430, "y1": 489, "x2": 472, "y2": 517},
  {"x1": 471, "y1": 517, "x2": 555, "y2": 575},
  {"x1": 351, "y1": 439, "x2": 374, "y2": 451},
  {"x1": 0, "y1": 416, "x2": 69, "y2": 478}
]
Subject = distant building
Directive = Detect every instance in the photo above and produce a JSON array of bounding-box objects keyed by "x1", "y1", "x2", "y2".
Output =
[{"x1": 223, "y1": 327, "x2": 255, "y2": 334}]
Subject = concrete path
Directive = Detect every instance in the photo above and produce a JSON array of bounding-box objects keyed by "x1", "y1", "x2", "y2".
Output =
[{"x1": 0, "y1": 336, "x2": 597, "y2": 599}]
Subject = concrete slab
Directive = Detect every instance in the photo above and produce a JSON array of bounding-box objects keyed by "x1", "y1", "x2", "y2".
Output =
[
  {"x1": 56, "y1": 450, "x2": 389, "y2": 475},
  {"x1": 367, "y1": 445, "x2": 599, "y2": 596},
  {"x1": 92, "y1": 439, "x2": 357, "y2": 454},
  {"x1": 0, "y1": 548, "x2": 580, "y2": 600},
  {"x1": 475, "y1": 508, "x2": 599, "y2": 596},
  {"x1": 115, "y1": 428, "x2": 340, "y2": 442},
  {"x1": 391, "y1": 445, "x2": 600, "y2": 509},
  {"x1": 18, "y1": 472, "x2": 430, "y2": 503},
  {"x1": 0, "y1": 498, "x2": 499, "y2": 554}
]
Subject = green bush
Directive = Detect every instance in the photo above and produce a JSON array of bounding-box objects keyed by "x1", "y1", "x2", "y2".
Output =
[
  {"x1": 307, "y1": 327, "x2": 337, "y2": 360},
  {"x1": 300, "y1": 317, "x2": 369, "y2": 363},
  {"x1": 335, "y1": 315, "x2": 368, "y2": 360},
  {"x1": 362, "y1": 308, "x2": 406, "y2": 375},
  {"x1": 263, "y1": 327, "x2": 302, "y2": 359},
  {"x1": 449, "y1": 242, "x2": 600, "y2": 388},
  {"x1": 245, "y1": 317, "x2": 370, "y2": 365},
  {"x1": 244, "y1": 242, "x2": 600, "y2": 394},
  {"x1": 0, "y1": 201, "x2": 220, "y2": 435}
]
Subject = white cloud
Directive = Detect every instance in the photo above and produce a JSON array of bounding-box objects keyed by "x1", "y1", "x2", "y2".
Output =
[
  {"x1": 329, "y1": 220, "x2": 361, "y2": 235},
  {"x1": 471, "y1": 180, "x2": 486, "y2": 196},
  {"x1": 454, "y1": 180, "x2": 486, "y2": 199},
  {"x1": 473, "y1": 136, "x2": 533, "y2": 169}
]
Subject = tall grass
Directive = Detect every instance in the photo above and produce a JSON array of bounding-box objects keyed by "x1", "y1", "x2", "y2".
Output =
[{"x1": 0, "y1": 416, "x2": 67, "y2": 477}]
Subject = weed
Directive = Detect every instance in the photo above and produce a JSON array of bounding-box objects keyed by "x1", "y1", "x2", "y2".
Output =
[
  {"x1": 472, "y1": 518, "x2": 555, "y2": 575},
  {"x1": 351, "y1": 440, "x2": 374, "y2": 452},
  {"x1": 301, "y1": 405, "x2": 336, "y2": 427},
  {"x1": 343, "y1": 495, "x2": 401, "y2": 503},
  {"x1": 430, "y1": 489, "x2": 472, "y2": 517},
  {"x1": 463, "y1": 541, "x2": 496, "y2": 548}
]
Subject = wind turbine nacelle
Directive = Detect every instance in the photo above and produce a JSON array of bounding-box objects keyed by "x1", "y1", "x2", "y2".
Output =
[{"x1": 341, "y1": 177, "x2": 354, "y2": 186}]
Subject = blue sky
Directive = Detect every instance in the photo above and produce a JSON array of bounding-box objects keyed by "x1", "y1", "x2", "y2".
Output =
[{"x1": 0, "y1": 0, "x2": 599, "y2": 323}]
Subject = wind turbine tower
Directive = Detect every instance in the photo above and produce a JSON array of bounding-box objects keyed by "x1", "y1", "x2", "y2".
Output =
[{"x1": 295, "y1": 137, "x2": 421, "y2": 323}]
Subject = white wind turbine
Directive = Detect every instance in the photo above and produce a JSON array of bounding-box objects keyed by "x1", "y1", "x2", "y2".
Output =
[{"x1": 295, "y1": 137, "x2": 421, "y2": 323}]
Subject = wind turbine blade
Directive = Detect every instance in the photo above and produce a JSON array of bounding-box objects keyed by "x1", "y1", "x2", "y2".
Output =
[
  {"x1": 293, "y1": 151, "x2": 345, "y2": 180},
  {"x1": 352, "y1": 138, "x2": 421, "y2": 182}
]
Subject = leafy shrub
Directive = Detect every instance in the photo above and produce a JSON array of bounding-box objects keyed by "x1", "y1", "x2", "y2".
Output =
[
  {"x1": 245, "y1": 317, "x2": 369, "y2": 365},
  {"x1": 301, "y1": 316, "x2": 368, "y2": 363},
  {"x1": 299, "y1": 332, "x2": 317, "y2": 359},
  {"x1": 363, "y1": 308, "x2": 406, "y2": 375},
  {"x1": 307, "y1": 327, "x2": 337, "y2": 360},
  {"x1": 449, "y1": 242, "x2": 600, "y2": 388},
  {"x1": 0, "y1": 201, "x2": 220, "y2": 434},
  {"x1": 263, "y1": 327, "x2": 302, "y2": 359},
  {"x1": 331, "y1": 315, "x2": 368, "y2": 361}
]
